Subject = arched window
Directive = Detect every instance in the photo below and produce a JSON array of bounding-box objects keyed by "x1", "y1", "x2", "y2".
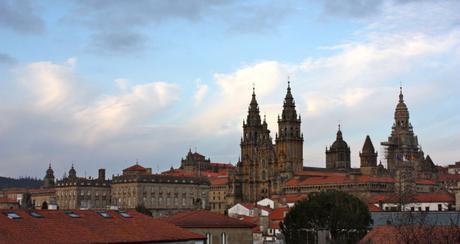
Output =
[
  {"x1": 206, "y1": 233, "x2": 212, "y2": 244},
  {"x1": 220, "y1": 232, "x2": 227, "y2": 244}
]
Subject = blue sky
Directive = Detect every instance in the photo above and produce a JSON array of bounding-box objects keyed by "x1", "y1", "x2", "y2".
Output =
[{"x1": 0, "y1": 0, "x2": 459, "y2": 178}]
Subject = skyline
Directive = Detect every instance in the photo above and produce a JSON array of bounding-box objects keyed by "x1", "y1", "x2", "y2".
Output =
[{"x1": 1, "y1": 0, "x2": 459, "y2": 178}]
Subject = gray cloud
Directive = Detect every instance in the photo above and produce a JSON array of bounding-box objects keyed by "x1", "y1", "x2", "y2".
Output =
[
  {"x1": 89, "y1": 31, "x2": 148, "y2": 54},
  {"x1": 321, "y1": 0, "x2": 385, "y2": 18},
  {"x1": 0, "y1": 0, "x2": 44, "y2": 33},
  {"x1": 0, "y1": 53, "x2": 17, "y2": 65},
  {"x1": 318, "y1": 0, "x2": 447, "y2": 19},
  {"x1": 64, "y1": 0, "x2": 293, "y2": 54}
]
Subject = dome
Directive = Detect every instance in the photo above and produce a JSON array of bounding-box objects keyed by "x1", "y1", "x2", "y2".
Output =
[{"x1": 329, "y1": 127, "x2": 349, "y2": 150}]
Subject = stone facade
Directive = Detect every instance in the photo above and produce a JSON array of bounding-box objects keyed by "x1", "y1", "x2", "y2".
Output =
[
  {"x1": 231, "y1": 82, "x2": 303, "y2": 202},
  {"x1": 180, "y1": 149, "x2": 211, "y2": 175},
  {"x1": 326, "y1": 126, "x2": 351, "y2": 169},
  {"x1": 189, "y1": 228, "x2": 253, "y2": 244},
  {"x1": 111, "y1": 164, "x2": 210, "y2": 216},
  {"x1": 381, "y1": 87, "x2": 437, "y2": 177},
  {"x1": 55, "y1": 166, "x2": 111, "y2": 209},
  {"x1": 209, "y1": 178, "x2": 228, "y2": 214}
]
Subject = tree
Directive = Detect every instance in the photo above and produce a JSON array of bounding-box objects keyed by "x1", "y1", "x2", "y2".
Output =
[{"x1": 281, "y1": 191, "x2": 371, "y2": 244}]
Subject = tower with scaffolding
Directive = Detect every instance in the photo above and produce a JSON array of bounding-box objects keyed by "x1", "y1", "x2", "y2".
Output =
[{"x1": 381, "y1": 86, "x2": 436, "y2": 178}]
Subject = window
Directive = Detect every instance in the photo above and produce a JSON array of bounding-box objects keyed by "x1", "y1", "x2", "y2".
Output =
[
  {"x1": 96, "y1": 211, "x2": 112, "y2": 218},
  {"x1": 425, "y1": 206, "x2": 430, "y2": 211},
  {"x1": 117, "y1": 210, "x2": 132, "y2": 218},
  {"x1": 64, "y1": 211, "x2": 80, "y2": 218},
  {"x1": 206, "y1": 233, "x2": 212, "y2": 244},
  {"x1": 220, "y1": 232, "x2": 227, "y2": 244},
  {"x1": 438, "y1": 204, "x2": 442, "y2": 211},
  {"x1": 29, "y1": 211, "x2": 44, "y2": 218},
  {"x1": 3, "y1": 212, "x2": 21, "y2": 219}
]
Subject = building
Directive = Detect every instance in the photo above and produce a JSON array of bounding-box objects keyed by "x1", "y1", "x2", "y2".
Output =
[
  {"x1": 181, "y1": 149, "x2": 212, "y2": 174},
  {"x1": 111, "y1": 163, "x2": 210, "y2": 216},
  {"x1": 0, "y1": 210, "x2": 205, "y2": 244},
  {"x1": 229, "y1": 85, "x2": 440, "y2": 206},
  {"x1": 55, "y1": 166, "x2": 111, "y2": 209},
  {"x1": 0, "y1": 198, "x2": 19, "y2": 209},
  {"x1": 43, "y1": 164, "x2": 55, "y2": 188},
  {"x1": 209, "y1": 176, "x2": 229, "y2": 214},
  {"x1": 326, "y1": 126, "x2": 351, "y2": 169},
  {"x1": 231, "y1": 81, "x2": 303, "y2": 202},
  {"x1": 381, "y1": 87, "x2": 437, "y2": 177},
  {"x1": 164, "y1": 210, "x2": 256, "y2": 244},
  {"x1": 368, "y1": 193, "x2": 455, "y2": 212}
]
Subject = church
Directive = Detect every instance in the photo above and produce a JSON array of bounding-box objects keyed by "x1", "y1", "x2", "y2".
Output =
[{"x1": 229, "y1": 81, "x2": 438, "y2": 203}]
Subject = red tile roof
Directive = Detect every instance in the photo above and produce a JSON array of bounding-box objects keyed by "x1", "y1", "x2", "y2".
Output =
[
  {"x1": 0, "y1": 198, "x2": 18, "y2": 204},
  {"x1": 269, "y1": 207, "x2": 289, "y2": 221},
  {"x1": 164, "y1": 210, "x2": 257, "y2": 229},
  {"x1": 367, "y1": 204, "x2": 382, "y2": 212},
  {"x1": 285, "y1": 175, "x2": 395, "y2": 187},
  {"x1": 369, "y1": 193, "x2": 455, "y2": 204},
  {"x1": 123, "y1": 164, "x2": 147, "y2": 172},
  {"x1": 0, "y1": 210, "x2": 204, "y2": 243},
  {"x1": 360, "y1": 225, "x2": 460, "y2": 244},
  {"x1": 209, "y1": 177, "x2": 228, "y2": 185},
  {"x1": 415, "y1": 179, "x2": 437, "y2": 185},
  {"x1": 438, "y1": 173, "x2": 460, "y2": 181},
  {"x1": 210, "y1": 162, "x2": 236, "y2": 169}
]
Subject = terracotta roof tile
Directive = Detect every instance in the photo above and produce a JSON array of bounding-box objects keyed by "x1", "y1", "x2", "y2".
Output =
[
  {"x1": 164, "y1": 210, "x2": 257, "y2": 229},
  {"x1": 369, "y1": 193, "x2": 455, "y2": 204},
  {"x1": 0, "y1": 210, "x2": 204, "y2": 243},
  {"x1": 269, "y1": 207, "x2": 289, "y2": 221},
  {"x1": 123, "y1": 164, "x2": 147, "y2": 172}
]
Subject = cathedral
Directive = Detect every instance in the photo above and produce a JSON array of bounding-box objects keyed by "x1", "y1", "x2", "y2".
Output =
[
  {"x1": 231, "y1": 82, "x2": 303, "y2": 202},
  {"x1": 230, "y1": 82, "x2": 439, "y2": 203}
]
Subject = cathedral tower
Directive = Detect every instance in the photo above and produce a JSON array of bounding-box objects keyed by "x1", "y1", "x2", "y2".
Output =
[
  {"x1": 360, "y1": 135, "x2": 378, "y2": 175},
  {"x1": 239, "y1": 87, "x2": 275, "y2": 202},
  {"x1": 326, "y1": 125, "x2": 351, "y2": 169},
  {"x1": 274, "y1": 81, "x2": 303, "y2": 193},
  {"x1": 381, "y1": 87, "x2": 425, "y2": 174},
  {"x1": 43, "y1": 164, "x2": 55, "y2": 188}
]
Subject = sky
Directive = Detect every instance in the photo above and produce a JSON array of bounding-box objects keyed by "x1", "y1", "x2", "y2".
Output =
[{"x1": 0, "y1": 0, "x2": 459, "y2": 179}]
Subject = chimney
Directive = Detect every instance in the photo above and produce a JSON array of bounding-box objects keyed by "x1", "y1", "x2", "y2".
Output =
[{"x1": 98, "y1": 168, "x2": 106, "y2": 180}]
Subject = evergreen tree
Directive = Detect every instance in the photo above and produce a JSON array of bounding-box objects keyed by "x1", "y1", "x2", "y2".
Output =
[{"x1": 281, "y1": 191, "x2": 371, "y2": 243}]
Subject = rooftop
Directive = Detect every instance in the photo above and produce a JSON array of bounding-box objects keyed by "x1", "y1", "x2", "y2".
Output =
[
  {"x1": 164, "y1": 210, "x2": 257, "y2": 229},
  {"x1": 0, "y1": 210, "x2": 204, "y2": 243}
]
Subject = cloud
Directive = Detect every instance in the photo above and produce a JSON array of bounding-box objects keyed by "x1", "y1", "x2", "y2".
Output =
[
  {"x1": 74, "y1": 81, "x2": 180, "y2": 144},
  {"x1": 0, "y1": 53, "x2": 17, "y2": 65},
  {"x1": 89, "y1": 31, "x2": 148, "y2": 54},
  {"x1": 193, "y1": 81, "x2": 208, "y2": 106},
  {"x1": 0, "y1": 0, "x2": 45, "y2": 33},
  {"x1": 190, "y1": 61, "x2": 284, "y2": 135},
  {"x1": 16, "y1": 58, "x2": 77, "y2": 110},
  {"x1": 65, "y1": 0, "x2": 293, "y2": 54},
  {"x1": 320, "y1": 0, "x2": 385, "y2": 18}
]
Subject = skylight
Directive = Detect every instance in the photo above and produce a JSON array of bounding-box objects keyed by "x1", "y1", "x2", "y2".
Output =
[
  {"x1": 29, "y1": 211, "x2": 44, "y2": 218},
  {"x1": 4, "y1": 212, "x2": 21, "y2": 220},
  {"x1": 64, "y1": 210, "x2": 80, "y2": 218},
  {"x1": 116, "y1": 210, "x2": 132, "y2": 218},
  {"x1": 96, "y1": 211, "x2": 112, "y2": 218}
]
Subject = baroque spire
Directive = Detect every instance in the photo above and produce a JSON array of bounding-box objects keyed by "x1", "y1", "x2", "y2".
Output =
[
  {"x1": 246, "y1": 84, "x2": 261, "y2": 126},
  {"x1": 281, "y1": 79, "x2": 297, "y2": 121}
]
